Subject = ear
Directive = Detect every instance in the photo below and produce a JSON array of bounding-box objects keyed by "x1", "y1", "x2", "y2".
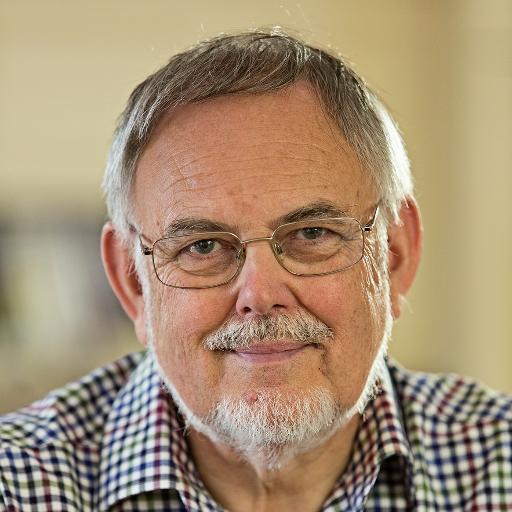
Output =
[
  {"x1": 387, "y1": 198, "x2": 423, "y2": 319},
  {"x1": 101, "y1": 222, "x2": 149, "y2": 347}
]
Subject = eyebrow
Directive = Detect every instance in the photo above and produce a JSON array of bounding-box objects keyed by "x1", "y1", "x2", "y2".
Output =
[
  {"x1": 163, "y1": 218, "x2": 233, "y2": 238},
  {"x1": 277, "y1": 201, "x2": 351, "y2": 224},
  {"x1": 162, "y1": 201, "x2": 352, "y2": 238}
]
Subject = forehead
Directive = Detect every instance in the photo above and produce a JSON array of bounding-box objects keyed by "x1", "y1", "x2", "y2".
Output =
[{"x1": 133, "y1": 82, "x2": 375, "y2": 234}]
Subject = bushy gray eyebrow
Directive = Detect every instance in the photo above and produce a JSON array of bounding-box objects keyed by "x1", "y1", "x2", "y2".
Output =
[
  {"x1": 278, "y1": 201, "x2": 351, "y2": 224},
  {"x1": 163, "y1": 218, "x2": 232, "y2": 238},
  {"x1": 163, "y1": 201, "x2": 351, "y2": 237}
]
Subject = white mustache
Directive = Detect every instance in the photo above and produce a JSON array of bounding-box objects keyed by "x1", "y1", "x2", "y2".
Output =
[{"x1": 203, "y1": 309, "x2": 334, "y2": 351}]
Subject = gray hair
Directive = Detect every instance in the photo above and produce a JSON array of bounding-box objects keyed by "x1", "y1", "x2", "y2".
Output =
[{"x1": 102, "y1": 29, "x2": 413, "y2": 240}]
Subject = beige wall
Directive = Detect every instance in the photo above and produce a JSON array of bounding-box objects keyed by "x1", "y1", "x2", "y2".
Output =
[{"x1": 1, "y1": 0, "x2": 511, "y2": 412}]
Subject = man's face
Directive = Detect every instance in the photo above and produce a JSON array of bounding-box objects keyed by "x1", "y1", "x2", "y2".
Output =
[{"x1": 132, "y1": 82, "x2": 389, "y2": 447}]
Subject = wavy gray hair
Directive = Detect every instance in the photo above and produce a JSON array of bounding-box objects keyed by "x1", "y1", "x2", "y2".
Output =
[{"x1": 103, "y1": 29, "x2": 413, "y2": 240}]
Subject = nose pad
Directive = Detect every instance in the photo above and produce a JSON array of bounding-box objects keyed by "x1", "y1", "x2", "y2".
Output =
[
  {"x1": 273, "y1": 242, "x2": 283, "y2": 259},
  {"x1": 236, "y1": 246, "x2": 246, "y2": 263}
]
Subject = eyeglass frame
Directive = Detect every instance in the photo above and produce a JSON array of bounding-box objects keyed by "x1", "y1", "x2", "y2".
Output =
[{"x1": 133, "y1": 204, "x2": 380, "y2": 290}]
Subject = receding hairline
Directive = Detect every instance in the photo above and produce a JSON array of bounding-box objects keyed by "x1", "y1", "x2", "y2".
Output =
[
  {"x1": 136, "y1": 79, "x2": 361, "y2": 166},
  {"x1": 129, "y1": 82, "x2": 377, "y2": 224}
]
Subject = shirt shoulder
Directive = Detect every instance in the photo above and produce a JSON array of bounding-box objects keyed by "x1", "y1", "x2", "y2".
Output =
[
  {"x1": 389, "y1": 359, "x2": 512, "y2": 425},
  {"x1": 0, "y1": 352, "x2": 144, "y2": 512},
  {"x1": 388, "y1": 360, "x2": 512, "y2": 509}
]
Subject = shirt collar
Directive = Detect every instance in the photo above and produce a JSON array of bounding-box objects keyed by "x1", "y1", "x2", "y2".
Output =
[
  {"x1": 97, "y1": 351, "x2": 215, "y2": 511},
  {"x1": 98, "y1": 353, "x2": 414, "y2": 510},
  {"x1": 325, "y1": 359, "x2": 415, "y2": 509}
]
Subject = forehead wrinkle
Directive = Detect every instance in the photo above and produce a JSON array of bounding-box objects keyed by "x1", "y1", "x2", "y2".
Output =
[
  {"x1": 173, "y1": 153, "x2": 336, "y2": 169},
  {"x1": 160, "y1": 165, "x2": 333, "y2": 199},
  {"x1": 141, "y1": 153, "x2": 324, "y2": 206},
  {"x1": 145, "y1": 125, "x2": 358, "y2": 193},
  {"x1": 158, "y1": 123, "x2": 352, "y2": 157},
  {"x1": 164, "y1": 147, "x2": 343, "y2": 178},
  {"x1": 194, "y1": 139, "x2": 346, "y2": 154},
  {"x1": 139, "y1": 146, "x2": 191, "y2": 196},
  {"x1": 166, "y1": 162, "x2": 338, "y2": 196}
]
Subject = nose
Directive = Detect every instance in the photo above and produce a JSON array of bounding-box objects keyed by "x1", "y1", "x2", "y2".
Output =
[{"x1": 233, "y1": 240, "x2": 299, "y2": 317}]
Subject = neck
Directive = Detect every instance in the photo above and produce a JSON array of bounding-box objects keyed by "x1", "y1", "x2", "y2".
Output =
[{"x1": 187, "y1": 413, "x2": 360, "y2": 512}]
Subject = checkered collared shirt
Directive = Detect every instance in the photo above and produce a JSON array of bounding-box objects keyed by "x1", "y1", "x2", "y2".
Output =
[{"x1": 1, "y1": 352, "x2": 511, "y2": 511}]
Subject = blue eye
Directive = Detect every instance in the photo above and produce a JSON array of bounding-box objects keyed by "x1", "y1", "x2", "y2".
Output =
[
  {"x1": 190, "y1": 239, "x2": 219, "y2": 254},
  {"x1": 298, "y1": 227, "x2": 327, "y2": 240}
]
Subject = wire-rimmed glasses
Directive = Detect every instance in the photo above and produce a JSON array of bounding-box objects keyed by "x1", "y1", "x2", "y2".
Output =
[{"x1": 137, "y1": 206, "x2": 379, "y2": 289}]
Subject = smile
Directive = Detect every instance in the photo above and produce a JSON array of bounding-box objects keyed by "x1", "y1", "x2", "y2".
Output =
[{"x1": 231, "y1": 342, "x2": 313, "y2": 363}]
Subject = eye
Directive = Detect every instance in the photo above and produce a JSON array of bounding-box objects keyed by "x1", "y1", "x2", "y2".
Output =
[
  {"x1": 296, "y1": 227, "x2": 328, "y2": 240},
  {"x1": 188, "y1": 239, "x2": 221, "y2": 255}
]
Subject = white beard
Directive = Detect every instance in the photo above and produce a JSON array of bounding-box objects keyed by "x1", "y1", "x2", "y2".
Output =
[{"x1": 148, "y1": 327, "x2": 388, "y2": 470}]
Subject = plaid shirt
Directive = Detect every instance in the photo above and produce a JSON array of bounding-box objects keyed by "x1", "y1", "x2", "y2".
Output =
[{"x1": 1, "y1": 351, "x2": 511, "y2": 511}]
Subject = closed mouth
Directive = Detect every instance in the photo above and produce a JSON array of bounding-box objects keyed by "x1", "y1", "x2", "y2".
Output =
[{"x1": 231, "y1": 342, "x2": 315, "y2": 363}]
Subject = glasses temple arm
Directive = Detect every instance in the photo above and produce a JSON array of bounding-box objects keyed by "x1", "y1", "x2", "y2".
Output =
[
  {"x1": 363, "y1": 204, "x2": 380, "y2": 232},
  {"x1": 140, "y1": 240, "x2": 153, "y2": 255},
  {"x1": 127, "y1": 223, "x2": 153, "y2": 256}
]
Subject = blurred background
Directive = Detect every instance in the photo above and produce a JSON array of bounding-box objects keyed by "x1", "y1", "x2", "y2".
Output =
[{"x1": 1, "y1": 0, "x2": 511, "y2": 413}]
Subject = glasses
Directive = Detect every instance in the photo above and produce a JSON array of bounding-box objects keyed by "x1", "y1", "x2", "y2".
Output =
[{"x1": 137, "y1": 206, "x2": 379, "y2": 289}]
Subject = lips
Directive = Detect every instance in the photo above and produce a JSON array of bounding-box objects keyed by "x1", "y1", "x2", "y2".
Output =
[
  {"x1": 232, "y1": 342, "x2": 312, "y2": 363},
  {"x1": 235, "y1": 342, "x2": 306, "y2": 354}
]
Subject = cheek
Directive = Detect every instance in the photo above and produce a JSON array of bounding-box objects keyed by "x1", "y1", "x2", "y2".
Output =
[
  {"x1": 300, "y1": 270, "x2": 385, "y2": 399},
  {"x1": 150, "y1": 288, "x2": 234, "y2": 415},
  {"x1": 299, "y1": 269, "x2": 378, "y2": 336}
]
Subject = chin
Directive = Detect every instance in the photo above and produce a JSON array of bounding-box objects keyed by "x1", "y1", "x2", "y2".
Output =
[{"x1": 149, "y1": 343, "x2": 387, "y2": 470}]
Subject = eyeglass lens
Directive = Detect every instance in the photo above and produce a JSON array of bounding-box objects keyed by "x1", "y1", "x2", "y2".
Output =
[{"x1": 150, "y1": 218, "x2": 365, "y2": 288}]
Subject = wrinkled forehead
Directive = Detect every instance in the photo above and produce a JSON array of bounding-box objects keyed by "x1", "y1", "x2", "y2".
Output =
[{"x1": 131, "y1": 83, "x2": 376, "y2": 235}]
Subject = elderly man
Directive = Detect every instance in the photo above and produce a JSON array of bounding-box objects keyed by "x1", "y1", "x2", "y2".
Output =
[{"x1": 1, "y1": 31, "x2": 511, "y2": 511}]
